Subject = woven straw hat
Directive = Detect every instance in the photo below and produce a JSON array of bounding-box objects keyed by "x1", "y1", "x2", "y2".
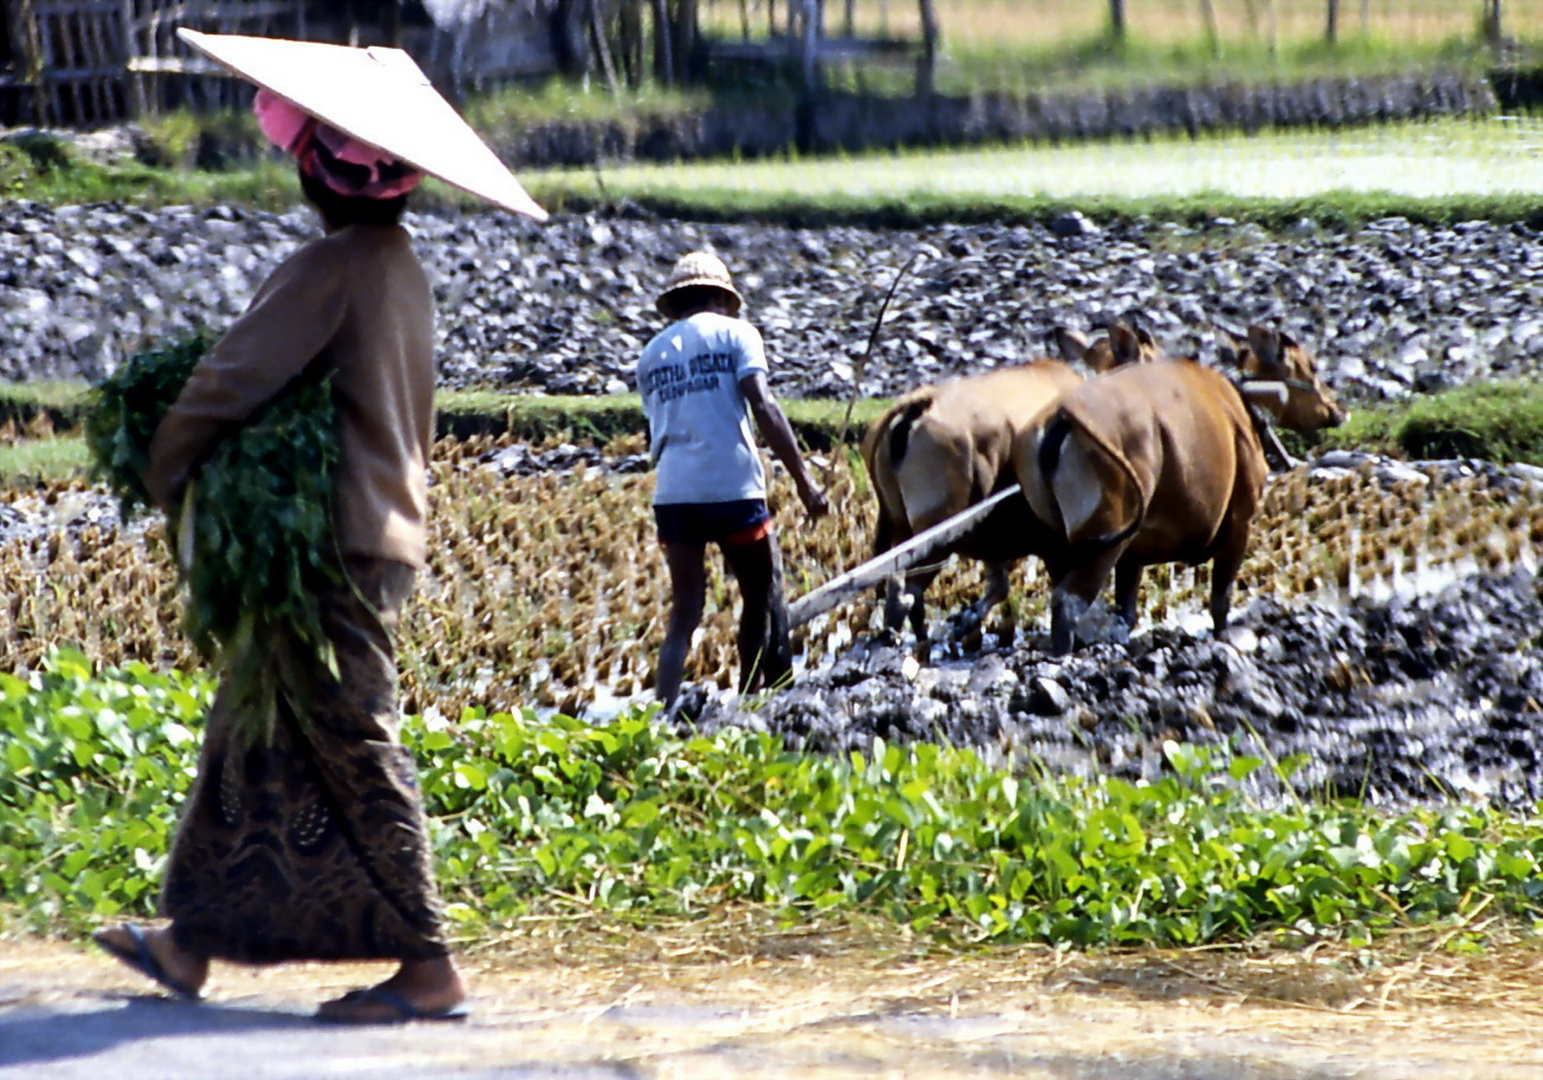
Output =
[
  {"x1": 176, "y1": 29, "x2": 547, "y2": 220},
  {"x1": 656, "y1": 251, "x2": 743, "y2": 318}
]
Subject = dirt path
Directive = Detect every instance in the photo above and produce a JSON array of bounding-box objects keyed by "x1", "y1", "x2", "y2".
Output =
[{"x1": 4, "y1": 931, "x2": 1541, "y2": 1079}]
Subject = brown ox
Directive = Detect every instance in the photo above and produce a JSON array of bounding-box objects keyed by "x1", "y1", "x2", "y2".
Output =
[
  {"x1": 860, "y1": 325, "x2": 1158, "y2": 644},
  {"x1": 1014, "y1": 324, "x2": 1347, "y2": 654}
]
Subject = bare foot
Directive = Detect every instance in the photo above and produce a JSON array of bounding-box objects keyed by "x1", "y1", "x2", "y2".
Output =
[
  {"x1": 316, "y1": 956, "x2": 467, "y2": 1023},
  {"x1": 92, "y1": 923, "x2": 209, "y2": 999}
]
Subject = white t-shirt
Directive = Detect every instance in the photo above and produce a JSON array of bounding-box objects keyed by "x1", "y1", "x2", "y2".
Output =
[{"x1": 637, "y1": 311, "x2": 769, "y2": 506}]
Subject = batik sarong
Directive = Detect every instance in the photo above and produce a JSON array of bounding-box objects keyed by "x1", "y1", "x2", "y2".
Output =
[{"x1": 161, "y1": 556, "x2": 448, "y2": 963}]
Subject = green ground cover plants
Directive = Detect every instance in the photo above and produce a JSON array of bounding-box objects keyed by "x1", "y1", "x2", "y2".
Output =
[{"x1": 3, "y1": 651, "x2": 1542, "y2": 947}]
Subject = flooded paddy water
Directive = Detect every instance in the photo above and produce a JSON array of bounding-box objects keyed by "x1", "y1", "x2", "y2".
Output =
[{"x1": 557, "y1": 116, "x2": 1543, "y2": 206}]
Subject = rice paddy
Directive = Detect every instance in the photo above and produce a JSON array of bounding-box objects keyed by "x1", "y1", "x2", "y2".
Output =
[
  {"x1": 550, "y1": 116, "x2": 1543, "y2": 205},
  {"x1": 2, "y1": 436, "x2": 1536, "y2": 718}
]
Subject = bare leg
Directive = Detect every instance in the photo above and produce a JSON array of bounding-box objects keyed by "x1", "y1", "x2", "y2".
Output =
[
  {"x1": 657, "y1": 540, "x2": 708, "y2": 712},
  {"x1": 722, "y1": 534, "x2": 791, "y2": 694}
]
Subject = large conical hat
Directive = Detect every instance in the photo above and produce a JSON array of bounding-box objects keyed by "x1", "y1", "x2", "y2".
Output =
[{"x1": 177, "y1": 28, "x2": 547, "y2": 221}]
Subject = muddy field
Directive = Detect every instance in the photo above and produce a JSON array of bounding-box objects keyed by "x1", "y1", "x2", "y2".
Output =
[
  {"x1": 3, "y1": 203, "x2": 1541, "y2": 400},
  {"x1": 1, "y1": 202, "x2": 1542, "y2": 1077}
]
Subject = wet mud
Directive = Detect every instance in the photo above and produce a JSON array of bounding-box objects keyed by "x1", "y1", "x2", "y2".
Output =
[{"x1": 689, "y1": 566, "x2": 1543, "y2": 809}]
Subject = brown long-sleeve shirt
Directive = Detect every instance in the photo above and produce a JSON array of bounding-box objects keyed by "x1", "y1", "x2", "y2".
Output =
[{"x1": 145, "y1": 223, "x2": 436, "y2": 569}]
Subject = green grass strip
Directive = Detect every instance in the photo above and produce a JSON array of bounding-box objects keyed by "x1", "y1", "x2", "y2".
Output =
[
  {"x1": 4, "y1": 650, "x2": 1542, "y2": 944},
  {"x1": 3, "y1": 381, "x2": 1539, "y2": 488},
  {"x1": 1284, "y1": 381, "x2": 1543, "y2": 467},
  {"x1": 542, "y1": 186, "x2": 1543, "y2": 233},
  {"x1": 0, "y1": 387, "x2": 889, "y2": 485}
]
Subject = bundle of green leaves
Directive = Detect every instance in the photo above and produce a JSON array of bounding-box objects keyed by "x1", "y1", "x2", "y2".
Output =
[{"x1": 85, "y1": 336, "x2": 341, "y2": 743}]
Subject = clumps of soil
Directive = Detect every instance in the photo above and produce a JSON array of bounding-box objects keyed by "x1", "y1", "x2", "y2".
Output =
[{"x1": 690, "y1": 569, "x2": 1543, "y2": 808}]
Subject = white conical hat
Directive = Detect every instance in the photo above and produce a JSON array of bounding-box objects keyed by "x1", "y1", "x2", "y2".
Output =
[{"x1": 177, "y1": 28, "x2": 547, "y2": 221}]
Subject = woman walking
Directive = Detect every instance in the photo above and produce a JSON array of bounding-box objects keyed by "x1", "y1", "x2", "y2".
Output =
[
  {"x1": 638, "y1": 252, "x2": 829, "y2": 713},
  {"x1": 91, "y1": 30, "x2": 545, "y2": 1024}
]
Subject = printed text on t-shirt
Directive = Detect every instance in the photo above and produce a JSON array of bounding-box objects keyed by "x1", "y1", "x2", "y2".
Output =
[{"x1": 641, "y1": 350, "x2": 738, "y2": 404}]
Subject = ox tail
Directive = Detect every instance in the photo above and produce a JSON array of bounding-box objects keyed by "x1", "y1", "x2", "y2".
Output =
[
  {"x1": 1030, "y1": 410, "x2": 1145, "y2": 554},
  {"x1": 886, "y1": 397, "x2": 930, "y2": 469},
  {"x1": 860, "y1": 393, "x2": 933, "y2": 555}
]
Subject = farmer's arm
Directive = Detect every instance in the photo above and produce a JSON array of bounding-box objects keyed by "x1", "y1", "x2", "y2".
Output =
[
  {"x1": 742, "y1": 371, "x2": 828, "y2": 519},
  {"x1": 145, "y1": 244, "x2": 347, "y2": 512}
]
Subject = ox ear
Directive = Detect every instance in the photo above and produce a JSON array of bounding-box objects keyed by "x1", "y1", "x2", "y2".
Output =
[
  {"x1": 1209, "y1": 320, "x2": 1246, "y2": 367},
  {"x1": 1247, "y1": 325, "x2": 1284, "y2": 370},
  {"x1": 1277, "y1": 329, "x2": 1307, "y2": 362},
  {"x1": 1135, "y1": 326, "x2": 1158, "y2": 358},
  {"x1": 1051, "y1": 326, "x2": 1091, "y2": 365},
  {"x1": 1109, "y1": 323, "x2": 1145, "y2": 368}
]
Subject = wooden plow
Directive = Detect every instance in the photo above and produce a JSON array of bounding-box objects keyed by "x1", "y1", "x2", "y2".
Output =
[{"x1": 787, "y1": 484, "x2": 1021, "y2": 629}]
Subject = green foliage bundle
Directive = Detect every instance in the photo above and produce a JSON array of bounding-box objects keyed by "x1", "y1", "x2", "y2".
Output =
[
  {"x1": 85, "y1": 337, "x2": 206, "y2": 518},
  {"x1": 7, "y1": 652, "x2": 1543, "y2": 947},
  {"x1": 85, "y1": 338, "x2": 342, "y2": 742}
]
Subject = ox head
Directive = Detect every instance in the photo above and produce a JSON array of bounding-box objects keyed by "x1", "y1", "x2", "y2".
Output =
[
  {"x1": 1051, "y1": 321, "x2": 1160, "y2": 373},
  {"x1": 1222, "y1": 325, "x2": 1348, "y2": 432}
]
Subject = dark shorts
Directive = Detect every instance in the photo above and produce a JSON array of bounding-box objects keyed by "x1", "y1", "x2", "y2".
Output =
[{"x1": 654, "y1": 498, "x2": 772, "y2": 547}]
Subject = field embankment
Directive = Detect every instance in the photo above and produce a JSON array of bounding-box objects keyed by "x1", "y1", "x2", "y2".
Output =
[{"x1": 4, "y1": 381, "x2": 1543, "y2": 486}]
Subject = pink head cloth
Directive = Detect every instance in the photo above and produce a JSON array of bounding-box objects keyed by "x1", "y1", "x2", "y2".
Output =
[{"x1": 254, "y1": 88, "x2": 422, "y2": 200}]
